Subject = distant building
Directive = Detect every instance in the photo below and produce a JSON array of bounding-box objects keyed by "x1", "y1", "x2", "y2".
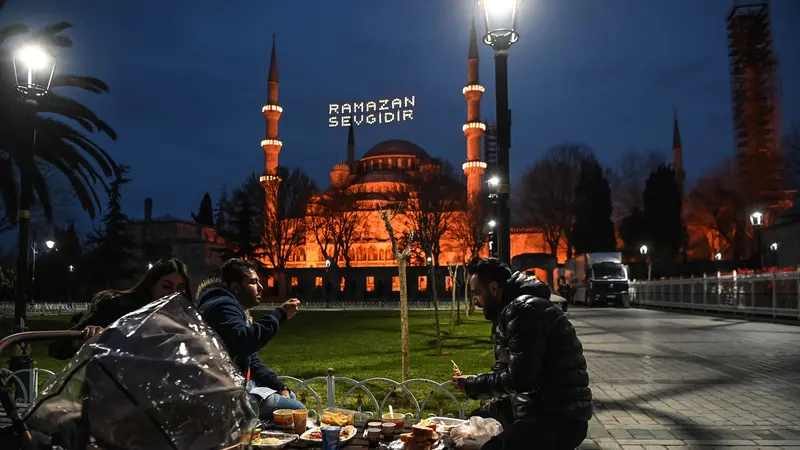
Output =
[{"x1": 128, "y1": 198, "x2": 228, "y2": 284}]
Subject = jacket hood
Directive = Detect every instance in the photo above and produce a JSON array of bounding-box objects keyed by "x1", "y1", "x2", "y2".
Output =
[
  {"x1": 196, "y1": 278, "x2": 233, "y2": 309},
  {"x1": 502, "y1": 271, "x2": 552, "y2": 305}
]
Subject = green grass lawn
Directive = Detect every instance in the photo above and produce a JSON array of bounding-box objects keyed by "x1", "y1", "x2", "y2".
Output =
[{"x1": 2, "y1": 309, "x2": 496, "y2": 417}]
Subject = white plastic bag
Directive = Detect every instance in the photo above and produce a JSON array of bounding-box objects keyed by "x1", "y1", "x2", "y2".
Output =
[{"x1": 449, "y1": 417, "x2": 503, "y2": 450}]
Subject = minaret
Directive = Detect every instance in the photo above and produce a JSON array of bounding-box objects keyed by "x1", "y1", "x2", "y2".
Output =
[
  {"x1": 347, "y1": 124, "x2": 355, "y2": 167},
  {"x1": 261, "y1": 34, "x2": 283, "y2": 218},
  {"x1": 462, "y1": 16, "x2": 487, "y2": 204},
  {"x1": 672, "y1": 110, "x2": 685, "y2": 195}
]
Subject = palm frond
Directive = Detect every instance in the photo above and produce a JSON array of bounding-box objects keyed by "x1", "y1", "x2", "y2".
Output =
[
  {"x1": 0, "y1": 24, "x2": 29, "y2": 46},
  {"x1": 32, "y1": 22, "x2": 74, "y2": 48},
  {"x1": 51, "y1": 74, "x2": 110, "y2": 94},
  {"x1": 37, "y1": 92, "x2": 117, "y2": 140}
]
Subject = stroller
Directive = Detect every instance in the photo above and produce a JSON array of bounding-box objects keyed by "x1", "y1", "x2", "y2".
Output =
[{"x1": 0, "y1": 293, "x2": 258, "y2": 450}]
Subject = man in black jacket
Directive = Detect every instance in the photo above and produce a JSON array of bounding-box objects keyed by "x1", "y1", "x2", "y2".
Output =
[
  {"x1": 452, "y1": 258, "x2": 592, "y2": 450},
  {"x1": 197, "y1": 259, "x2": 304, "y2": 419}
]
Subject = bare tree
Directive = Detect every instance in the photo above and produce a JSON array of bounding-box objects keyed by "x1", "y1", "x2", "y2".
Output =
[
  {"x1": 307, "y1": 188, "x2": 365, "y2": 269},
  {"x1": 405, "y1": 163, "x2": 460, "y2": 356},
  {"x1": 515, "y1": 144, "x2": 591, "y2": 259},
  {"x1": 261, "y1": 167, "x2": 316, "y2": 274},
  {"x1": 446, "y1": 263, "x2": 458, "y2": 332},
  {"x1": 685, "y1": 159, "x2": 747, "y2": 259},
  {"x1": 609, "y1": 149, "x2": 666, "y2": 220},
  {"x1": 378, "y1": 204, "x2": 413, "y2": 381}
]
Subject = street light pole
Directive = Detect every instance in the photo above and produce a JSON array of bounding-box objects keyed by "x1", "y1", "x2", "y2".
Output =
[
  {"x1": 478, "y1": 0, "x2": 519, "y2": 265},
  {"x1": 749, "y1": 211, "x2": 764, "y2": 270}
]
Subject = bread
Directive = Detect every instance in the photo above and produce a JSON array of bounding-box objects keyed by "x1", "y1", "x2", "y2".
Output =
[
  {"x1": 399, "y1": 433, "x2": 415, "y2": 443},
  {"x1": 411, "y1": 425, "x2": 434, "y2": 439}
]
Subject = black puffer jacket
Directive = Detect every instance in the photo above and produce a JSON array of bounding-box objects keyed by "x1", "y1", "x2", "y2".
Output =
[{"x1": 465, "y1": 272, "x2": 593, "y2": 422}]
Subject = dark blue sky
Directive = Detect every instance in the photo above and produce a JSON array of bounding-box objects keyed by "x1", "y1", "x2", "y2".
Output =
[{"x1": 2, "y1": 0, "x2": 799, "y2": 230}]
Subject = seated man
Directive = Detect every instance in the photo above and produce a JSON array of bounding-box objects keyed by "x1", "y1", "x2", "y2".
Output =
[
  {"x1": 197, "y1": 259, "x2": 304, "y2": 419},
  {"x1": 452, "y1": 258, "x2": 592, "y2": 450}
]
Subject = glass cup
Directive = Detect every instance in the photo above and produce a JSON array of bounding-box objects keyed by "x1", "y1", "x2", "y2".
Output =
[
  {"x1": 273, "y1": 409, "x2": 295, "y2": 431},
  {"x1": 293, "y1": 409, "x2": 308, "y2": 435}
]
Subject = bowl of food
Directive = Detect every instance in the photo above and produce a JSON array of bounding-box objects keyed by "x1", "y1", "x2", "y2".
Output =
[
  {"x1": 250, "y1": 431, "x2": 298, "y2": 449},
  {"x1": 417, "y1": 417, "x2": 468, "y2": 435},
  {"x1": 320, "y1": 407, "x2": 359, "y2": 427}
]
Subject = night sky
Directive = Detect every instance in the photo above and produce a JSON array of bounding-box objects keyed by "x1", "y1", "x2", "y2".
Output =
[{"x1": 2, "y1": 0, "x2": 799, "y2": 232}]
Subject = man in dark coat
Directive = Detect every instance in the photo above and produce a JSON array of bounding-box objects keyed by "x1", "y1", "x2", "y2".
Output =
[
  {"x1": 452, "y1": 258, "x2": 592, "y2": 450},
  {"x1": 196, "y1": 258, "x2": 304, "y2": 420}
]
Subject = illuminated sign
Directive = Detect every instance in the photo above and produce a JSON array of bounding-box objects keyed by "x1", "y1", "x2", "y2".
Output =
[{"x1": 328, "y1": 96, "x2": 415, "y2": 128}]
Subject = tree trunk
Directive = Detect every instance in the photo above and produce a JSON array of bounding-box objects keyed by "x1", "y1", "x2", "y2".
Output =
[
  {"x1": 462, "y1": 263, "x2": 470, "y2": 318},
  {"x1": 428, "y1": 258, "x2": 442, "y2": 356},
  {"x1": 398, "y1": 261, "x2": 410, "y2": 381},
  {"x1": 447, "y1": 264, "x2": 457, "y2": 333}
]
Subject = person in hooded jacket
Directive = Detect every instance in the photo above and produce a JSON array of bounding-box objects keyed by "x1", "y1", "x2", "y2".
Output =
[
  {"x1": 452, "y1": 258, "x2": 592, "y2": 450},
  {"x1": 196, "y1": 258, "x2": 304, "y2": 420}
]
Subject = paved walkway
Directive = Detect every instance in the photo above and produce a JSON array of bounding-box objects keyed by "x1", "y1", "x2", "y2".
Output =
[{"x1": 573, "y1": 307, "x2": 800, "y2": 449}]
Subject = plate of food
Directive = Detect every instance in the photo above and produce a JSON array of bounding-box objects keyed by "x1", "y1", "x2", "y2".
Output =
[
  {"x1": 300, "y1": 425, "x2": 358, "y2": 445},
  {"x1": 320, "y1": 408, "x2": 356, "y2": 427},
  {"x1": 417, "y1": 417, "x2": 468, "y2": 434},
  {"x1": 250, "y1": 431, "x2": 298, "y2": 449}
]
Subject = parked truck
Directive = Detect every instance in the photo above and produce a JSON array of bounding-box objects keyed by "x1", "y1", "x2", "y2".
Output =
[{"x1": 566, "y1": 252, "x2": 630, "y2": 307}]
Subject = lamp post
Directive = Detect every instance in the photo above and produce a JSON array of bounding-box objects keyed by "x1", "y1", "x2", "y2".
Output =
[
  {"x1": 487, "y1": 219, "x2": 497, "y2": 258},
  {"x1": 749, "y1": 211, "x2": 763, "y2": 269},
  {"x1": 478, "y1": 0, "x2": 520, "y2": 266},
  {"x1": 640, "y1": 245, "x2": 651, "y2": 281},
  {"x1": 11, "y1": 45, "x2": 56, "y2": 335},
  {"x1": 30, "y1": 237, "x2": 57, "y2": 303}
]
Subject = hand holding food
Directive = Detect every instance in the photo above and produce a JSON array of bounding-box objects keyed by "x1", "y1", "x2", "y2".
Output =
[
  {"x1": 451, "y1": 360, "x2": 462, "y2": 377},
  {"x1": 280, "y1": 298, "x2": 301, "y2": 319},
  {"x1": 451, "y1": 375, "x2": 469, "y2": 392}
]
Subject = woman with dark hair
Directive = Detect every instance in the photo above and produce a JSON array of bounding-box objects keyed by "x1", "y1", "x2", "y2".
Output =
[{"x1": 48, "y1": 259, "x2": 192, "y2": 360}]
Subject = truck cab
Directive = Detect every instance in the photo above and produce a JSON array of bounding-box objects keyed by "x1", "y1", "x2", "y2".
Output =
[{"x1": 566, "y1": 252, "x2": 630, "y2": 307}]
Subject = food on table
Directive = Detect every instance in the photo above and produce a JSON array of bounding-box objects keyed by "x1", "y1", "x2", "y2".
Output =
[
  {"x1": 451, "y1": 360, "x2": 462, "y2": 377},
  {"x1": 302, "y1": 425, "x2": 357, "y2": 441},
  {"x1": 398, "y1": 423, "x2": 440, "y2": 449},
  {"x1": 417, "y1": 418, "x2": 461, "y2": 433},
  {"x1": 260, "y1": 437, "x2": 282, "y2": 445},
  {"x1": 320, "y1": 410, "x2": 354, "y2": 427}
]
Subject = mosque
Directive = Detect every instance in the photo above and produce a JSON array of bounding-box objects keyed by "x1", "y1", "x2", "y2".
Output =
[{"x1": 256, "y1": 21, "x2": 563, "y2": 296}]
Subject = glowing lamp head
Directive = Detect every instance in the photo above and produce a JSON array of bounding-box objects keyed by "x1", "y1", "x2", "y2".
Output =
[
  {"x1": 13, "y1": 44, "x2": 56, "y2": 94},
  {"x1": 488, "y1": 219, "x2": 497, "y2": 228},
  {"x1": 639, "y1": 245, "x2": 648, "y2": 255},
  {"x1": 749, "y1": 211, "x2": 764, "y2": 227},
  {"x1": 770, "y1": 242, "x2": 778, "y2": 251},
  {"x1": 45, "y1": 240, "x2": 55, "y2": 250},
  {"x1": 69, "y1": 264, "x2": 75, "y2": 272},
  {"x1": 325, "y1": 259, "x2": 331, "y2": 268},
  {"x1": 148, "y1": 262, "x2": 154, "y2": 270},
  {"x1": 487, "y1": 175, "x2": 500, "y2": 187},
  {"x1": 714, "y1": 252, "x2": 722, "y2": 261},
  {"x1": 478, "y1": 0, "x2": 520, "y2": 48}
]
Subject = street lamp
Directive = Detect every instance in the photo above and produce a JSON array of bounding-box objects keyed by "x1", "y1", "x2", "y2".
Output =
[
  {"x1": 11, "y1": 45, "x2": 56, "y2": 333},
  {"x1": 478, "y1": 0, "x2": 520, "y2": 266},
  {"x1": 487, "y1": 176, "x2": 500, "y2": 188},
  {"x1": 45, "y1": 240, "x2": 55, "y2": 250},
  {"x1": 714, "y1": 252, "x2": 722, "y2": 261},
  {"x1": 488, "y1": 219, "x2": 497, "y2": 228},
  {"x1": 148, "y1": 262, "x2": 154, "y2": 270},
  {"x1": 770, "y1": 242, "x2": 778, "y2": 251},
  {"x1": 639, "y1": 245, "x2": 652, "y2": 281},
  {"x1": 749, "y1": 210, "x2": 764, "y2": 269}
]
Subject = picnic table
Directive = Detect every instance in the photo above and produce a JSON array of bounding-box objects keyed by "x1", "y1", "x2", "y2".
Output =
[{"x1": 263, "y1": 422, "x2": 443, "y2": 449}]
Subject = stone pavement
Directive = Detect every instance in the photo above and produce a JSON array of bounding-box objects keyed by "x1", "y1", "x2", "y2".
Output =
[{"x1": 572, "y1": 307, "x2": 800, "y2": 449}]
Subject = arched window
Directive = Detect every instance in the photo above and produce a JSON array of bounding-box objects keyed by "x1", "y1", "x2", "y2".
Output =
[
  {"x1": 357, "y1": 247, "x2": 366, "y2": 261},
  {"x1": 388, "y1": 159, "x2": 393, "y2": 169},
  {"x1": 378, "y1": 248, "x2": 386, "y2": 261},
  {"x1": 398, "y1": 158, "x2": 404, "y2": 169},
  {"x1": 368, "y1": 246, "x2": 377, "y2": 261}
]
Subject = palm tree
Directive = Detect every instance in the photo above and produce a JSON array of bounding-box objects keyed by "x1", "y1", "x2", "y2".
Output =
[{"x1": 0, "y1": 19, "x2": 118, "y2": 227}]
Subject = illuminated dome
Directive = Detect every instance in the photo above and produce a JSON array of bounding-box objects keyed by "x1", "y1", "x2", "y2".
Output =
[
  {"x1": 330, "y1": 160, "x2": 350, "y2": 188},
  {"x1": 361, "y1": 139, "x2": 432, "y2": 161}
]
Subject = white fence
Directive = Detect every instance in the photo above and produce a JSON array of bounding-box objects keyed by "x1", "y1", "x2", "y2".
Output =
[
  {"x1": 0, "y1": 301, "x2": 460, "y2": 319},
  {"x1": 630, "y1": 270, "x2": 800, "y2": 319},
  {"x1": 2, "y1": 367, "x2": 474, "y2": 420}
]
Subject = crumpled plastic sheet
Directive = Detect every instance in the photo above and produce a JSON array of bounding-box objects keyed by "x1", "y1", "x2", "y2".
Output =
[
  {"x1": 23, "y1": 292, "x2": 258, "y2": 450},
  {"x1": 448, "y1": 416, "x2": 503, "y2": 450}
]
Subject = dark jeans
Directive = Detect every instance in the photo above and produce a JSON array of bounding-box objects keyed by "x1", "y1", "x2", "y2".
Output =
[{"x1": 469, "y1": 398, "x2": 588, "y2": 450}]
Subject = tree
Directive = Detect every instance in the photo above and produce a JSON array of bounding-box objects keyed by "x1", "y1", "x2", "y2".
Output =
[
  {"x1": 221, "y1": 175, "x2": 263, "y2": 261},
  {"x1": 379, "y1": 204, "x2": 413, "y2": 381},
  {"x1": 215, "y1": 188, "x2": 230, "y2": 232},
  {"x1": 307, "y1": 188, "x2": 365, "y2": 269},
  {"x1": 0, "y1": 21, "x2": 118, "y2": 226},
  {"x1": 572, "y1": 157, "x2": 617, "y2": 254},
  {"x1": 260, "y1": 167, "x2": 316, "y2": 271},
  {"x1": 515, "y1": 144, "x2": 592, "y2": 258},
  {"x1": 405, "y1": 161, "x2": 461, "y2": 356},
  {"x1": 642, "y1": 165, "x2": 684, "y2": 260},
  {"x1": 452, "y1": 198, "x2": 490, "y2": 320},
  {"x1": 446, "y1": 263, "x2": 458, "y2": 332},
  {"x1": 85, "y1": 165, "x2": 136, "y2": 288},
  {"x1": 618, "y1": 207, "x2": 647, "y2": 258},
  {"x1": 609, "y1": 149, "x2": 665, "y2": 220},
  {"x1": 192, "y1": 192, "x2": 214, "y2": 226},
  {"x1": 685, "y1": 159, "x2": 747, "y2": 259}
]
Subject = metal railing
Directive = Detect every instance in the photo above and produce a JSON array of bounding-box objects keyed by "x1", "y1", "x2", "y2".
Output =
[
  {"x1": 3, "y1": 366, "x2": 474, "y2": 421},
  {"x1": 630, "y1": 270, "x2": 800, "y2": 319},
  {"x1": 253, "y1": 301, "x2": 459, "y2": 312},
  {"x1": 0, "y1": 302, "x2": 88, "y2": 319}
]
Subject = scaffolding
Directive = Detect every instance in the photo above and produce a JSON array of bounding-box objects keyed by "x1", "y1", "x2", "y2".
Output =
[{"x1": 727, "y1": 1, "x2": 786, "y2": 214}]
